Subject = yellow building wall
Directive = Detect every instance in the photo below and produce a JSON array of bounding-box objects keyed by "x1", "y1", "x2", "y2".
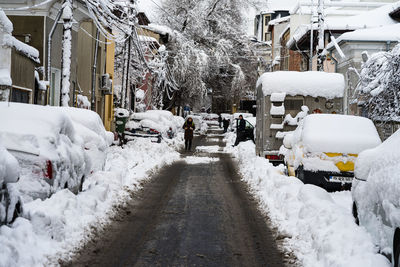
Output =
[{"x1": 104, "y1": 40, "x2": 115, "y2": 131}]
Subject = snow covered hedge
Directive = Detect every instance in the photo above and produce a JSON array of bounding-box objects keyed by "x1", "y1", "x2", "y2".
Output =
[{"x1": 356, "y1": 44, "x2": 400, "y2": 122}]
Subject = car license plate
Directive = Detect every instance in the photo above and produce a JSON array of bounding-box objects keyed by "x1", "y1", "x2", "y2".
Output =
[{"x1": 329, "y1": 176, "x2": 353, "y2": 183}]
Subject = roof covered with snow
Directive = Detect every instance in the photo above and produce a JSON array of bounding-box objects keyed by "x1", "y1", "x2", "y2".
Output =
[
  {"x1": 327, "y1": 24, "x2": 400, "y2": 51},
  {"x1": 138, "y1": 35, "x2": 159, "y2": 44},
  {"x1": 287, "y1": 2, "x2": 399, "y2": 49},
  {"x1": 257, "y1": 71, "x2": 345, "y2": 99},
  {"x1": 268, "y1": 15, "x2": 290, "y2": 27},
  {"x1": 302, "y1": 114, "x2": 381, "y2": 154},
  {"x1": 142, "y1": 23, "x2": 173, "y2": 36}
]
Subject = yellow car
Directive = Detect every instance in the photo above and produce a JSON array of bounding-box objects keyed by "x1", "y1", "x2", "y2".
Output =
[{"x1": 283, "y1": 114, "x2": 381, "y2": 191}]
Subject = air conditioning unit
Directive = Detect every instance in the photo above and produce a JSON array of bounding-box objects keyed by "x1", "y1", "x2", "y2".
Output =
[{"x1": 100, "y1": 73, "x2": 112, "y2": 95}]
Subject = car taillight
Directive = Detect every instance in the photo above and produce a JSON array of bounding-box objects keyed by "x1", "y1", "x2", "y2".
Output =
[
  {"x1": 266, "y1": 155, "x2": 281, "y2": 160},
  {"x1": 44, "y1": 160, "x2": 53, "y2": 179}
]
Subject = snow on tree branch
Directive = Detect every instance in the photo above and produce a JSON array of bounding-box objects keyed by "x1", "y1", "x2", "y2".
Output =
[{"x1": 356, "y1": 44, "x2": 400, "y2": 122}]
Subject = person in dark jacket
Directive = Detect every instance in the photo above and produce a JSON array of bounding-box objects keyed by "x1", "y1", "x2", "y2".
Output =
[
  {"x1": 218, "y1": 114, "x2": 222, "y2": 128},
  {"x1": 223, "y1": 118, "x2": 230, "y2": 133},
  {"x1": 183, "y1": 117, "x2": 196, "y2": 151},
  {"x1": 234, "y1": 115, "x2": 246, "y2": 146}
]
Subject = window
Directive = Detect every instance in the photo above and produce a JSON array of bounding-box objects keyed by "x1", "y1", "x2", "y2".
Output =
[
  {"x1": 245, "y1": 120, "x2": 254, "y2": 129},
  {"x1": 264, "y1": 32, "x2": 271, "y2": 41},
  {"x1": 264, "y1": 15, "x2": 270, "y2": 26},
  {"x1": 284, "y1": 99, "x2": 303, "y2": 111}
]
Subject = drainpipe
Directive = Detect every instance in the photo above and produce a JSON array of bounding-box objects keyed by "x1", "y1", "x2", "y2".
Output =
[
  {"x1": 47, "y1": 8, "x2": 63, "y2": 102},
  {"x1": 91, "y1": 29, "x2": 99, "y2": 111}
]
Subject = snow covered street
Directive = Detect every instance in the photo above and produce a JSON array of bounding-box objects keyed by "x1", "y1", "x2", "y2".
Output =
[
  {"x1": 224, "y1": 132, "x2": 390, "y2": 267},
  {"x1": 0, "y1": 121, "x2": 394, "y2": 267},
  {"x1": 59, "y1": 127, "x2": 287, "y2": 267},
  {"x1": 0, "y1": 138, "x2": 181, "y2": 266}
]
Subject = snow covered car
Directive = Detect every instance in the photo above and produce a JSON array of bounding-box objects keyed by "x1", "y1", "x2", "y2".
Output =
[
  {"x1": 203, "y1": 113, "x2": 219, "y2": 126},
  {"x1": 283, "y1": 114, "x2": 381, "y2": 191},
  {"x1": 231, "y1": 113, "x2": 254, "y2": 131},
  {"x1": 352, "y1": 129, "x2": 400, "y2": 265},
  {"x1": 0, "y1": 102, "x2": 87, "y2": 201},
  {"x1": 126, "y1": 110, "x2": 184, "y2": 143},
  {"x1": 0, "y1": 142, "x2": 22, "y2": 225},
  {"x1": 62, "y1": 107, "x2": 113, "y2": 172}
]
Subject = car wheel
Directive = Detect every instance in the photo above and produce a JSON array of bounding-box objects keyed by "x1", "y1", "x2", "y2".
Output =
[
  {"x1": 352, "y1": 202, "x2": 359, "y2": 225},
  {"x1": 0, "y1": 185, "x2": 9, "y2": 224},
  {"x1": 79, "y1": 176, "x2": 85, "y2": 192},
  {"x1": 295, "y1": 166, "x2": 305, "y2": 182},
  {"x1": 10, "y1": 200, "x2": 23, "y2": 224}
]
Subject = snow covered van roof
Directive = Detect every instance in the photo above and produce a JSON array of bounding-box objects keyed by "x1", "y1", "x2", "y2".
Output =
[{"x1": 256, "y1": 71, "x2": 345, "y2": 99}]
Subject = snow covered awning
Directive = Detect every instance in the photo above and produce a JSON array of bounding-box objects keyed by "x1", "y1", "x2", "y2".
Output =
[
  {"x1": 256, "y1": 71, "x2": 345, "y2": 99},
  {"x1": 267, "y1": 16, "x2": 290, "y2": 31},
  {"x1": 3, "y1": 34, "x2": 40, "y2": 64}
]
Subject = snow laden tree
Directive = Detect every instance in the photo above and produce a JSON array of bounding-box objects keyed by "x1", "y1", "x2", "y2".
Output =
[
  {"x1": 160, "y1": 0, "x2": 258, "y2": 112},
  {"x1": 356, "y1": 44, "x2": 400, "y2": 122},
  {"x1": 164, "y1": 33, "x2": 208, "y2": 111}
]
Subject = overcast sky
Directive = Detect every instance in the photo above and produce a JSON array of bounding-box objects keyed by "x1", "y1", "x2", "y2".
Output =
[{"x1": 137, "y1": 0, "x2": 299, "y2": 35}]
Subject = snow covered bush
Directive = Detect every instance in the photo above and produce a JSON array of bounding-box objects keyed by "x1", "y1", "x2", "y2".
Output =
[{"x1": 356, "y1": 44, "x2": 400, "y2": 122}]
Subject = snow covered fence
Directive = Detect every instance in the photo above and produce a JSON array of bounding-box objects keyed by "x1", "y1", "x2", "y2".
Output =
[
  {"x1": 0, "y1": 138, "x2": 181, "y2": 266},
  {"x1": 224, "y1": 134, "x2": 389, "y2": 267}
]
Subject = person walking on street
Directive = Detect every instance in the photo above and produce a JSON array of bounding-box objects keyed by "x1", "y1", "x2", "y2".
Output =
[
  {"x1": 234, "y1": 115, "x2": 246, "y2": 146},
  {"x1": 183, "y1": 117, "x2": 195, "y2": 151},
  {"x1": 223, "y1": 118, "x2": 230, "y2": 133},
  {"x1": 218, "y1": 114, "x2": 222, "y2": 128}
]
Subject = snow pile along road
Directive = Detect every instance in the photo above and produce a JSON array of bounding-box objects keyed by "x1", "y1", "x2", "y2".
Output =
[
  {"x1": 0, "y1": 138, "x2": 181, "y2": 266},
  {"x1": 225, "y1": 137, "x2": 390, "y2": 267}
]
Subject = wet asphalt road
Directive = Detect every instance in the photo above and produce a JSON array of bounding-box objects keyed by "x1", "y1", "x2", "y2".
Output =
[{"x1": 63, "y1": 127, "x2": 286, "y2": 267}]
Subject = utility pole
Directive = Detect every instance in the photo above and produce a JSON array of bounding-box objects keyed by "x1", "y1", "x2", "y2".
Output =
[
  {"x1": 316, "y1": 0, "x2": 325, "y2": 71},
  {"x1": 91, "y1": 29, "x2": 99, "y2": 111},
  {"x1": 61, "y1": 0, "x2": 73, "y2": 106}
]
